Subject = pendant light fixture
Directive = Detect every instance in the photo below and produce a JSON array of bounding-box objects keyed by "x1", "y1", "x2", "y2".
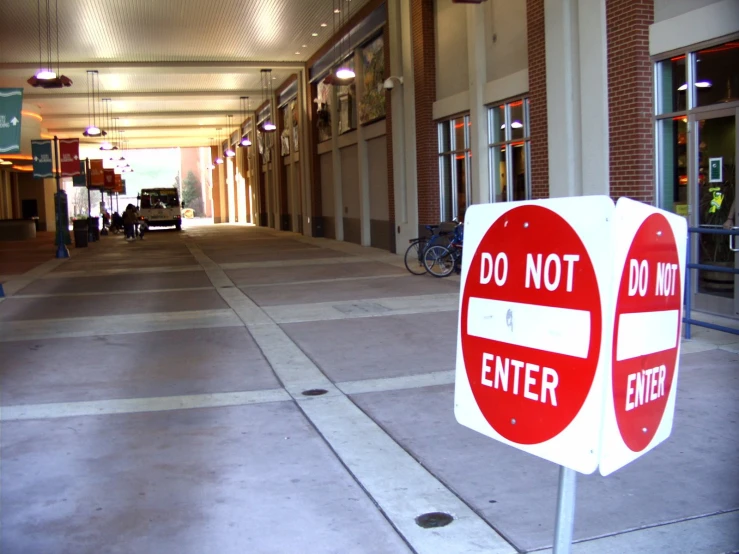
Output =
[
  {"x1": 224, "y1": 115, "x2": 236, "y2": 158},
  {"x1": 215, "y1": 128, "x2": 224, "y2": 165},
  {"x1": 260, "y1": 70, "x2": 277, "y2": 132},
  {"x1": 206, "y1": 138, "x2": 216, "y2": 170},
  {"x1": 99, "y1": 98, "x2": 114, "y2": 150},
  {"x1": 239, "y1": 97, "x2": 252, "y2": 147},
  {"x1": 82, "y1": 70, "x2": 106, "y2": 137},
  {"x1": 27, "y1": 0, "x2": 72, "y2": 88},
  {"x1": 335, "y1": 0, "x2": 355, "y2": 81}
]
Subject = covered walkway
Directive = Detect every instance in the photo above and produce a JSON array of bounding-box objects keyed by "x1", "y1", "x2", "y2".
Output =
[{"x1": 1, "y1": 226, "x2": 737, "y2": 553}]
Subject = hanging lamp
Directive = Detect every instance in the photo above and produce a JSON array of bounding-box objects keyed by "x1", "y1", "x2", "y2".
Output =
[
  {"x1": 260, "y1": 70, "x2": 277, "y2": 132},
  {"x1": 335, "y1": 0, "x2": 355, "y2": 81},
  {"x1": 27, "y1": 0, "x2": 72, "y2": 88},
  {"x1": 239, "y1": 97, "x2": 252, "y2": 147},
  {"x1": 215, "y1": 128, "x2": 224, "y2": 164},
  {"x1": 82, "y1": 70, "x2": 106, "y2": 137},
  {"x1": 224, "y1": 115, "x2": 236, "y2": 158},
  {"x1": 99, "y1": 99, "x2": 114, "y2": 150}
]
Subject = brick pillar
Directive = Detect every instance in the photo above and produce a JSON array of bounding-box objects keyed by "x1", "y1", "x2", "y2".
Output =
[
  {"x1": 527, "y1": 0, "x2": 549, "y2": 199},
  {"x1": 411, "y1": 0, "x2": 438, "y2": 226},
  {"x1": 606, "y1": 0, "x2": 654, "y2": 203}
]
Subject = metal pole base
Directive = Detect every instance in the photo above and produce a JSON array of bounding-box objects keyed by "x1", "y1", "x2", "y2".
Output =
[
  {"x1": 553, "y1": 466, "x2": 577, "y2": 554},
  {"x1": 56, "y1": 244, "x2": 70, "y2": 258}
]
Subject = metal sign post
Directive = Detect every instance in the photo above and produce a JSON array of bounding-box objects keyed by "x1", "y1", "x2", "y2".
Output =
[
  {"x1": 53, "y1": 136, "x2": 70, "y2": 259},
  {"x1": 552, "y1": 466, "x2": 577, "y2": 554}
]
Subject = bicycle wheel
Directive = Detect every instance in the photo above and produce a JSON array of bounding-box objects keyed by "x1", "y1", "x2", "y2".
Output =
[
  {"x1": 404, "y1": 238, "x2": 428, "y2": 275},
  {"x1": 424, "y1": 245, "x2": 456, "y2": 278}
]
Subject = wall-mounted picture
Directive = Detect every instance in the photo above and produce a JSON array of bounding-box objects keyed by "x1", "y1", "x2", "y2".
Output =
[
  {"x1": 290, "y1": 99, "x2": 299, "y2": 151},
  {"x1": 359, "y1": 35, "x2": 386, "y2": 124},
  {"x1": 316, "y1": 81, "x2": 332, "y2": 143},
  {"x1": 281, "y1": 105, "x2": 290, "y2": 156},
  {"x1": 257, "y1": 131, "x2": 264, "y2": 155}
]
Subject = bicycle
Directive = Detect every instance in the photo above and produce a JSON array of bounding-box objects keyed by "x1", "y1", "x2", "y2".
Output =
[
  {"x1": 423, "y1": 222, "x2": 463, "y2": 278},
  {"x1": 403, "y1": 220, "x2": 458, "y2": 275}
]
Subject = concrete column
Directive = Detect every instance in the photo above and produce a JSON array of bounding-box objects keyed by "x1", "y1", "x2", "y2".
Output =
[
  {"x1": 389, "y1": 0, "x2": 419, "y2": 252},
  {"x1": 466, "y1": 2, "x2": 490, "y2": 205},
  {"x1": 544, "y1": 0, "x2": 609, "y2": 197},
  {"x1": 297, "y1": 70, "x2": 314, "y2": 236},
  {"x1": 226, "y1": 156, "x2": 236, "y2": 223},
  {"x1": 330, "y1": 84, "x2": 344, "y2": 241}
]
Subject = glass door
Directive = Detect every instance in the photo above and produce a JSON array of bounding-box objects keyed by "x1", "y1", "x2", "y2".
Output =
[{"x1": 693, "y1": 109, "x2": 738, "y2": 316}]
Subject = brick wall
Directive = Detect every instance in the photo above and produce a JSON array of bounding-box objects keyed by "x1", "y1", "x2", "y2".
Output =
[
  {"x1": 411, "y1": 0, "x2": 439, "y2": 225},
  {"x1": 526, "y1": 0, "x2": 549, "y2": 199},
  {"x1": 606, "y1": 0, "x2": 654, "y2": 203}
]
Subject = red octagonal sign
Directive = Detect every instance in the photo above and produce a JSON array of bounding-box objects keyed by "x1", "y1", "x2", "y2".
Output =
[
  {"x1": 611, "y1": 213, "x2": 682, "y2": 452},
  {"x1": 460, "y1": 204, "x2": 602, "y2": 445}
]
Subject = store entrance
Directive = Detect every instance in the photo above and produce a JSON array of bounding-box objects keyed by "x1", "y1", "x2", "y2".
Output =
[{"x1": 693, "y1": 109, "x2": 738, "y2": 317}]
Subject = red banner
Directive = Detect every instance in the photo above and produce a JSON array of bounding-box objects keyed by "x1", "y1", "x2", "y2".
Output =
[
  {"x1": 58, "y1": 138, "x2": 81, "y2": 176},
  {"x1": 114, "y1": 173, "x2": 123, "y2": 193},
  {"x1": 90, "y1": 159, "x2": 104, "y2": 187},
  {"x1": 103, "y1": 168, "x2": 116, "y2": 190}
]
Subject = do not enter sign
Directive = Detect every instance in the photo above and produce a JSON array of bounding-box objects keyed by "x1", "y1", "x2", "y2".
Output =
[
  {"x1": 600, "y1": 198, "x2": 687, "y2": 476},
  {"x1": 461, "y1": 205, "x2": 601, "y2": 443},
  {"x1": 455, "y1": 197, "x2": 614, "y2": 474},
  {"x1": 455, "y1": 196, "x2": 687, "y2": 475}
]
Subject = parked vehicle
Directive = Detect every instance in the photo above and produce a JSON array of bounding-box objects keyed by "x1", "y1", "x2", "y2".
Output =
[{"x1": 138, "y1": 187, "x2": 183, "y2": 230}]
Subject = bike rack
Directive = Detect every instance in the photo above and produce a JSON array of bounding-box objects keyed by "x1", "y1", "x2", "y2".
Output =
[{"x1": 684, "y1": 226, "x2": 739, "y2": 339}]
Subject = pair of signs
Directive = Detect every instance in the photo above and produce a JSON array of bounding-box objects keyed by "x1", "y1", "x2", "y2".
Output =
[
  {"x1": 31, "y1": 139, "x2": 81, "y2": 178},
  {"x1": 455, "y1": 196, "x2": 687, "y2": 476}
]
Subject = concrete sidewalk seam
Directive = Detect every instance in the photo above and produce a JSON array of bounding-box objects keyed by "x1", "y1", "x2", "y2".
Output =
[{"x1": 187, "y1": 240, "x2": 517, "y2": 554}]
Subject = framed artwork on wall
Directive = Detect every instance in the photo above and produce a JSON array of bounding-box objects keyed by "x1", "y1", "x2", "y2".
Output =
[{"x1": 359, "y1": 35, "x2": 386, "y2": 125}]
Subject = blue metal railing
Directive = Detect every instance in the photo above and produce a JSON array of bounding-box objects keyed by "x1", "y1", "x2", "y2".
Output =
[{"x1": 684, "y1": 226, "x2": 739, "y2": 339}]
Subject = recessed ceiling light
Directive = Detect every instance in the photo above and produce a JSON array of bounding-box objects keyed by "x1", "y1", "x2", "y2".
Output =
[
  {"x1": 302, "y1": 44, "x2": 307, "y2": 48},
  {"x1": 312, "y1": 32, "x2": 318, "y2": 36},
  {"x1": 320, "y1": 23, "x2": 327, "y2": 27},
  {"x1": 334, "y1": 8, "x2": 340, "y2": 13},
  {"x1": 295, "y1": 51, "x2": 301, "y2": 55}
]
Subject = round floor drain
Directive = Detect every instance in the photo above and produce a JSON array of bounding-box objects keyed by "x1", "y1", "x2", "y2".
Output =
[
  {"x1": 301, "y1": 389, "x2": 328, "y2": 396},
  {"x1": 415, "y1": 512, "x2": 454, "y2": 528}
]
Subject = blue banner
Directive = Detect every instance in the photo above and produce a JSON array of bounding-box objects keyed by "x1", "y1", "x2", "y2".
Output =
[
  {"x1": 31, "y1": 140, "x2": 54, "y2": 178},
  {"x1": 0, "y1": 88, "x2": 23, "y2": 154},
  {"x1": 72, "y1": 161, "x2": 87, "y2": 186}
]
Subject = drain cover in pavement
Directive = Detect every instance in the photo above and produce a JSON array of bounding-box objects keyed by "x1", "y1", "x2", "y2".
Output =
[
  {"x1": 302, "y1": 389, "x2": 328, "y2": 396},
  {"x1": 415, "y1": 512, "x2": 454, "y2": 528}
]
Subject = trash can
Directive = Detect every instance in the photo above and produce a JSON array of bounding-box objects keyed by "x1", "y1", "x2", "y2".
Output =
[
  {"x1": 88, "y1": 217, "x2": 100, "y2": 242},
  {"x1": 73, "y1": 219, "x2": 89, "y2": 248}
]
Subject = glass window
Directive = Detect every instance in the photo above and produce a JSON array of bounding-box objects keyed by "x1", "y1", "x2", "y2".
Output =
[
  {"x1": 437, "y1": 115, "x2": 471, "y2": 221},
  {"x1": 488, "y1": 98, "x2": 530, "y2": 202},
  {"x1": 695, "y1": 40, "x2": 739, "y2": 107},
  {"x1": 657, "y1": 117, "x2": 688, "y2": 213},
  {"x1": 657, "y1": 56, "x2": 687, "y2": 114}
]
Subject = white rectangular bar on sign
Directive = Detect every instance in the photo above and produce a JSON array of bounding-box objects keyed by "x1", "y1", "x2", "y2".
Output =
[
  {"x1": 466, "y1": 297, "x2": 591, "y2": 359},
  {"x1": 615, "y1": 310, "x2": 680, "y2": 362}
]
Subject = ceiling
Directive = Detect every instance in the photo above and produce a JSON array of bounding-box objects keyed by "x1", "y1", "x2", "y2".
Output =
[{"x1": 0, "y1": 0, "x2": 369, "y2": 149}]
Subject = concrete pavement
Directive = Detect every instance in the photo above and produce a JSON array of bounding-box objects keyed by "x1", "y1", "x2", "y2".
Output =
[{"x1": 1, "y1": 222, "x2": 737, "y2": 553}]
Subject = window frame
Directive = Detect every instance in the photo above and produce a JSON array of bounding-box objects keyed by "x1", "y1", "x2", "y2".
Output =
[
  {"x1": 437, "y1": 114, "x2": 471, "y2": 222},
  {"x1": 487, "y1": 97, "x2": 531, "y2": 203}
]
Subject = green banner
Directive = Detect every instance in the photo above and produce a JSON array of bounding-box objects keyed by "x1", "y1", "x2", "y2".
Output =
[
  {"x1": 72, "y1": 161, "x2": 87, "y2": 186},
  {"x1": 0, "y1": 88, "x2": 23, "y2": 154},
  {"x1": 31, "y1": 140, "x2": 54, "y2": 178}
]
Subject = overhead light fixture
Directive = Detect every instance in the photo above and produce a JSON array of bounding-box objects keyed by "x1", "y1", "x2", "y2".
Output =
[
  {"x1": 0, "y1": 159, "x2": 12, "y2": 166},
  {"x1": 224, "y1": 115, "x2": 236, "y2": 157},
  {"x1": 260, "y1": 69, "x2": 277, "y2": 132},
  {"x1": 82, "y1": 70, "x2": 106, "y2": 137},
  {"x1": 99, "y1": 99, "x2": 114, "y2": 150},
  {"x1": 239, "y1": 97, "x2": 252, "y2": 147},
  {"x1": 27, "y1": 0, "x2": 72, "y2": 88},
  {"x1": 677, "y1": 81, "x2": 712, "y2": 91},
  {"x1": 312, "y1": 32, "x2": 319, "y2": 36},
  {"x1": 320, "y1": 23, "x2": 327, "y2": 27},
  {"x1": 511, "y1": 120, "x2": 523, "y2": 129},
  {"x1": 333, "y1": 0, "x2": 355, "y2": 82}
]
